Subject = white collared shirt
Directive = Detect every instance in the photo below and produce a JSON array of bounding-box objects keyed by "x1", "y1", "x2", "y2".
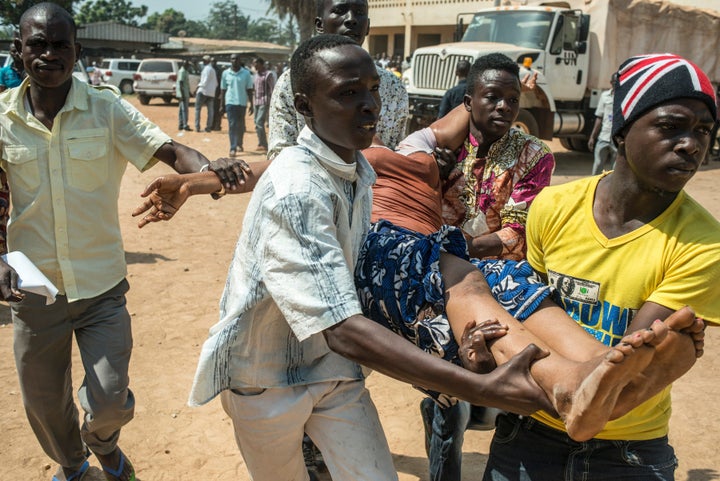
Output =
[{"x1": 189, "y1": 126, "x2": 376, "y2": 406}]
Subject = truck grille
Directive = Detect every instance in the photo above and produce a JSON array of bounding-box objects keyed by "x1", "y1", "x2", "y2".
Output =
[{"x1": 414, "y1": 54, "x2": 475, "y2": 90}]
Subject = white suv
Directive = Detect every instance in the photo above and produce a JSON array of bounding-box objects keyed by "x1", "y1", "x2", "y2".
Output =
[
  {"x1": 99, "y1": 58, "x2": 140, "y2": 94},
  {"x1": 133, "y1": 58, "x2": 199, "y2": 105}
]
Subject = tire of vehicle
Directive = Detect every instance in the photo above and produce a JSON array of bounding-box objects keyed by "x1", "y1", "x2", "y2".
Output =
[
  {"x1": 163, "y1": 96, "x2": 174, "y2": 104},
  {"x1": 119, "y1": 80, "x2": 134, "y2": 95},
  {"x1": 568, "y1": 136, "x2": 590, "y2": 152},
  {"x1": 138, "y1": 94, "x2": 150, "y2": 105},
  {"x1": 559, "y1": 136, "x2": 591, "y2": 152},
  {"x1": 512, "y1": 109, "x2": 539, "y2": 137}
]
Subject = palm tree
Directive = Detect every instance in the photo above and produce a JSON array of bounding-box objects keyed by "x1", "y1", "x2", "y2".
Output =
[{"x1": 265, "y1": 0, "x2": 316, "y2": 44}]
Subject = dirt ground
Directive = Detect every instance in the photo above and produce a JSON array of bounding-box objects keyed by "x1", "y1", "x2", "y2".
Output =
[{"x1": 1, "y1": 95, "x2": 719, "y2": 481}]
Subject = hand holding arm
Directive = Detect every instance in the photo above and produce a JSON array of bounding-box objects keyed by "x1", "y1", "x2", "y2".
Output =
[
  {"x1": 133, "y1": 159, "x2": 270, "y2": 228},
  {"x1": 458, "y1": 319, "x2": 508, "y2": 373},
  {"x1": 324, "y1": 314, "x2": 552, "y2": 414}
]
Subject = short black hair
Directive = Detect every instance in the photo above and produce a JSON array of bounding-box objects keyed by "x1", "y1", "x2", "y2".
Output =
[
  {"x1": 466, "y1": 53, "x2": 519, "y2": 95},
  {"x1": 290, "y1": 34, "x2": 357, "y2": 96},
  {"x1": 254, "y1": 57, "x2": 265, "y2": 65},
  {"x1": 456, "y1": 59, "x2": 471, "y2": 77},
  {"x1": 20, "y1": 2, "x2": 77, "y2": 41}
]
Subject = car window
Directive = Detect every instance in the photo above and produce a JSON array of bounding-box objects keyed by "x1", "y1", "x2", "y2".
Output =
[
  {"x1": 139, "y1": 61, "x2": 174, "y2": 73},
  {"x1": 186, "y1": 63, "x2": 199, "y2": 75},
  {"x1": 120, "y1": 61, "x2": 140, "y2": 71},
  {"x1": 100, "y1": 61, "x2": 110, "y2": 69}
]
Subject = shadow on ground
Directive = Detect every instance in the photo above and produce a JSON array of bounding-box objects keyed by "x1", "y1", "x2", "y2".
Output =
[{"x1": 124, "y1": 251, "x2": 175, "y2": 265}]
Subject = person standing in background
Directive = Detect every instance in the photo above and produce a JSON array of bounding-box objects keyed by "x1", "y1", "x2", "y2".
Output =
[
  {"x1": 588, "y1": 73, "x2": 617, "y2": 175},
  {"x1": 194, "y1": 55, "x2": 217, "y2": 133},
  {"x1": 220, "y1": 53, "x2": 253, "y2": 157},
  {"x1": 0, "y1": 43, "x2": 25, "y2": 92},
  {"x1": 250, "y1": 57, "x2": 274, "y2": 152},
  {"x1": 211, "y1": 57, "x2": 223, "y2": 131},
  {"x1": 176, "y1": 59, "x2": 192, "y2": 131},
  {"x1": 438, "y1": 60, "x2": 470, "y2": 119}
]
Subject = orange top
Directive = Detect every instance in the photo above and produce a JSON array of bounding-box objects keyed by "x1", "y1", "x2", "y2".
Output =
[{"x1": 364, "y1": 147, "x2": 443, "y2": 235}]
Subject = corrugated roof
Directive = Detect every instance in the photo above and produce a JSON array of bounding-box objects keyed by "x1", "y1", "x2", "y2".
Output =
[
  {"x1": 78, "y1": 22, "x2": 170, "y2": 44},
  {"x1": 164, "y1": 36, "x2": 292, "y2": 56}
]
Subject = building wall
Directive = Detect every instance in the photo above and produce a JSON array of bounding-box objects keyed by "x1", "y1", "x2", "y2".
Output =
[{"x1": 367, "y1": 0, "x2": 496, "y2": 59}]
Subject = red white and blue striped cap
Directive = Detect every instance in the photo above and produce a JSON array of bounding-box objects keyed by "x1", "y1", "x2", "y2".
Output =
[{"x1": 612, "y1": 53, "x2": 717, "y2": 138}]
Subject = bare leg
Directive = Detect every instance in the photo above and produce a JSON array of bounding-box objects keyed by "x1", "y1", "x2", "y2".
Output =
[{"x1": 440, "y1": 253, "x2": 669, "y2": 441}]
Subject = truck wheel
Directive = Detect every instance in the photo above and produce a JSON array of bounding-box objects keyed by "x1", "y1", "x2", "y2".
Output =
[
  {"x1": 119, "y1": 80, "x2": 134, "y2": 95},
  {"x1": 513, "y1": 109, "x2": 539, "y2": 137},
  {"x1": 163, "y1": 96, "x2": 174, "y2": 104},
  {"x1": 559, "y1": 137, "x2": 590, "y2": 152},
  {"x1": 138, "y1": 94, "x2": 150, "y2": 105}
]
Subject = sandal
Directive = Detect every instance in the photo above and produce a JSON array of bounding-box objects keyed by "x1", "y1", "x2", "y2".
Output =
[
  {"x1": 99, "y1": 448, "x2": 136, "y2": 481},
  {"x1": 52, "y1": 460, "x2": 89, "y2": 481}
]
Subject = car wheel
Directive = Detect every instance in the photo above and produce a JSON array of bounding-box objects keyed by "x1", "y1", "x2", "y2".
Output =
[
  {"x1": 138, "y1": 94, "x2": 150, "y2": 105},
  {"x1": 512, "y1": 109, "x2": 539, "y2": 137},
  {"x1": 163, "y1": 96, "x2": 174, "y2": 104},
  {"x1": 119, "y1": 80, "x2": 134, "y2": 95}
]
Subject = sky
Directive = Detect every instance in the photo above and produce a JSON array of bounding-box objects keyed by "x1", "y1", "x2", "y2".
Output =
[{"x1": 138, "y1": 0, "x2": 273, "y2": 22}]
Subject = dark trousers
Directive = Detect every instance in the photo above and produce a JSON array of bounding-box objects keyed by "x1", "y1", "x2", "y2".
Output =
[
  {"x1": 13, "y1": 280, "x2": 134, "y2": 468},
  {"x1": 483, "y1": 413, "x2": 677, "y2": 481}
]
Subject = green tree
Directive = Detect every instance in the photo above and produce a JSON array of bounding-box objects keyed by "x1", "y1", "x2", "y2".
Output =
[
  {"x1": 144, "y1": 8, "x2": 208, "y2": 37},
  {"x1": 0, "y1": 0, "x2": 76, "y2": 29},
  {"x1": 75, "y1": 0, "x2": 148, "y2": 27},
  {"x1": 206, "y1": 1, "x2": 250, "y2": 39},
  {"x1": 246, "y1": 17, "x2": 296, "y2": 47},
  {"x1": 265, "y1": 0, "x2": 315, "y2": 43}
]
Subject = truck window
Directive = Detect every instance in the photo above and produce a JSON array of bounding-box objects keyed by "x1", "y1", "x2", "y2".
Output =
[
  {"x1": 549, "y1": 15, "x2": 564, "y2": 54},
  {"x1": 462, "y1": 11, "x2": 553, "y2": 49}
]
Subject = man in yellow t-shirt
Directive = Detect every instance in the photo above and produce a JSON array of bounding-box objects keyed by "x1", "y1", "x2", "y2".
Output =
[{"x1": 483, "y1": 53, "x2": 720, "y2": 480}]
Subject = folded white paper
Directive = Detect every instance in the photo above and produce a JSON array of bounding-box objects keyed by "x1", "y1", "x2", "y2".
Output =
[{"x1": 1, "y1": 251, "x2": 58, "y2": 305}]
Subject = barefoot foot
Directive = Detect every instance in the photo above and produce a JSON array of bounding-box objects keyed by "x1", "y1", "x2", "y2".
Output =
[{"x1": 559, "y1": 320, "x2": 668, "y2": 442}]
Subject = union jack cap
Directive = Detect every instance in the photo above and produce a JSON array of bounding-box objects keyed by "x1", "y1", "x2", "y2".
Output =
[{"x1": 612, "y1": 53, "x2": 717, "y2": 138}]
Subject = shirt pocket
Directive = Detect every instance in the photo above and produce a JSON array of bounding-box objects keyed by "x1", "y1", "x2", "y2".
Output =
[
  {"x1": 65, "y1": 128, "x2": 109, "y2": 192},
  {"x1": 2, "y1": 145, "x2": 40, "y2": 192}
]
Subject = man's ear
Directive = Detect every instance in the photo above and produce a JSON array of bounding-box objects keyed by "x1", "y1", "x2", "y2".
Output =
[
  {"x1": 614, "y1": 134, "x2": 625, "y2": 155},
  {"x1": 463, "y1": 94, "x2": 472, "y2": 112},
  {"x1": 315, "y1": 17, "x2": 324, "y2": 34},
  {"x1": 12, "y1": 38, "x2": 22, "y2": 58},
  {"x1": 365, "y1": 19, "x2": 371, "y2": 38},
  {"x1": 294, "y1": 93, "x2": 312, "y2": 118}
]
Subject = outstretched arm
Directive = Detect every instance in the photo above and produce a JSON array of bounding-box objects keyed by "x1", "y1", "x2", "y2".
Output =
[{"x1": 132, "y1": 160, "x2": 271, "y2": 228}]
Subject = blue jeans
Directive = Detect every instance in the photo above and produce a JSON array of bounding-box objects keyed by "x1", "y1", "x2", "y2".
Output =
[
  {"x1": 254, "y1": 104, "x2": 269, "y2": 148},
  {"x1": 483, "y1": 413, "x2": 678, "y2": 481},
  {"x1": 194, "y1": 92, "x2": 214, "y2": 131},
  {"x1": 226, "y1": 104, "x2": 247, "y2": 151},
  {"x1": 178, "y1": 96, "x2": 189, "y2": 129},
  {"x1": 421, "y1": 397, "x2": 470, "y2": 481}
]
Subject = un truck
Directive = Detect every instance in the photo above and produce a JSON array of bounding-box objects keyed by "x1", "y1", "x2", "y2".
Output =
[{"x1": 403, "y1": 0, "x2": 720, "y2": 151}]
